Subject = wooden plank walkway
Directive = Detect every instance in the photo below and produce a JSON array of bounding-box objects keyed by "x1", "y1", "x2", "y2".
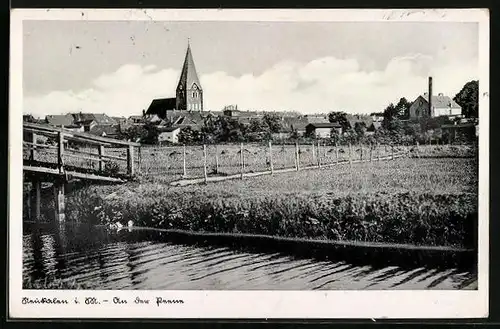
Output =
[{"x1": 23, "y1": 122, "x2": 141, "y2": 222}]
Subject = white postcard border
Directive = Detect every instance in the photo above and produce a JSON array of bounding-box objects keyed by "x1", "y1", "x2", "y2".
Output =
[{"x1": 8, "y1": 8, "x2": 490, "y2": 319}]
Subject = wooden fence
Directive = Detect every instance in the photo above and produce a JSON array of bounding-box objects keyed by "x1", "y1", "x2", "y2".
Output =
[{"x1": 138, "y1": 141, "x2": 426, "y2": 181}]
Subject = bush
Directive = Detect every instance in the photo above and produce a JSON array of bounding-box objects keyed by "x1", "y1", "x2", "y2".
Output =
[{"x1": 103, "y1": 161, "x2": 120, "y2": 176}]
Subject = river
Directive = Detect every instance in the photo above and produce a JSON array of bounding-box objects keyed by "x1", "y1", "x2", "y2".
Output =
[{"x1": 23, "y1": 222, "x2": 477, "y2": 290}]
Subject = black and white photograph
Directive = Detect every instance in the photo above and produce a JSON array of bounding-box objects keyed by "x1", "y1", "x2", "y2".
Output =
[{"x1": 9, "y1": 9, "x2": 489, "y2": 319}]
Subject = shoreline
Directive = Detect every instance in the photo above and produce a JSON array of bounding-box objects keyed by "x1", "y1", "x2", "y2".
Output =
[{"x1": 24, "y1": 221, "x2": 478, "y2": 271}]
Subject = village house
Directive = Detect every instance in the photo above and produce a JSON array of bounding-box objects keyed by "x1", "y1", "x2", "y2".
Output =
[
  {"x1": 409, "y1": 93, "x2": 462, "y2": 120},
  {"x1": 23, "y1": 114, "x2": 36, "y2": 123},
  {"x1": 45, "y1": 114, "x2": 75, "y2": 128},
  {"x1": 112, "y1": 116, "x2": 128, "y2": 125},
  {"x1": 306, "y1": 122, "x2": 342, "y2": 138},
  {"x1": 409, "y1": 77, "x2": 462, "y2": 120},
  {"x1": 128, "y1": 115, "x2": 145, "y2": 125},
  {"x1": 158, "y1": 126, "x2": 181, "y2": 144}
]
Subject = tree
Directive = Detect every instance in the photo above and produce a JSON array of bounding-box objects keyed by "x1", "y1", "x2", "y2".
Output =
[
  {"x1": 354, "y1": 122, "x2": 367, "y2": 141},
  {"x1": 142, "y1": 122, "x2": 160, "y2": 144},
  {"x1": 454, "y1": 80, "x2": 479, "y2": 118},
  {"x1": 262, "y1": 113, "x2": 283, "y2": 133},
  {"x1": 328, "y1": 111, "x2": 351, "y2": 132},
  {"x1": 330, "y1": 128, "x2": 340, "y2": 145},
  {"x1": 178, "y1": 127, "x2": 201, "y2": 144},
  {"x1": 395, "y1": 97, "x2": 411, "y2": 119},
  {"x1": 119, "y1": 125, "x2": 148, "y2": 143}
]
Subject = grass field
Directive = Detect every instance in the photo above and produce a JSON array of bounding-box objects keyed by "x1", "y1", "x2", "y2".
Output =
[
  {"x1": 137, "y1": 143, "x2": 477, "y2": 179},
  {"x1": 64, "y1": 156, "x2": 478, "y2": 248}
]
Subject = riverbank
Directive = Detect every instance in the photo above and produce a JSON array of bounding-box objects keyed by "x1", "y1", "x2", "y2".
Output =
[{"x1": 58, "y1": 157, "x2": 478, "y2": 249}]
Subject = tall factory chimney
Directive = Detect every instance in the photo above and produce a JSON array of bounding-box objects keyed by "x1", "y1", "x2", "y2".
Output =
[{"x1": 428, "y1": 77, "x2": 433, "y2": 116}]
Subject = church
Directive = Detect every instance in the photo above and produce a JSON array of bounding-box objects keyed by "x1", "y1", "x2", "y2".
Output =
[{"x1": 146, "y1": 42, "x2": 204, "y2": 119}]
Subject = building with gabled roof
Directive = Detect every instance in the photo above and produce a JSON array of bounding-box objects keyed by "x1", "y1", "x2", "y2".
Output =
[
  {"x1": 45, "y1": 114, "x2": 75, "y2": 127},
  {"x1": 409, "y1": 93, "x2": 462, "y2": 119},
  {"x1": 146, "y1": 42, "x2": 204, "y2": 118}
]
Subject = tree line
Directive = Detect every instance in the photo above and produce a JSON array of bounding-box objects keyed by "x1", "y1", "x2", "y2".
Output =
[{"x1": 119, "y1": 80, "x2": 478, "y2": 145}]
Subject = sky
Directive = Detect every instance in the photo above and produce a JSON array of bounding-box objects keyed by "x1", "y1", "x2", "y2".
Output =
[{"x1": 23, "y1": 20, "x2": 479, "y2": 117}]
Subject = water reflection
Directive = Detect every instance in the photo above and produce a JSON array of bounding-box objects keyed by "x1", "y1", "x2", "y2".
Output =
[{"x1": 23, "y1": 223, "x2": 478, "y2": 290}]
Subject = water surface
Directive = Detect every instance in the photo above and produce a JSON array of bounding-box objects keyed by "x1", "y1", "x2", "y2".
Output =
[{"x1": 23, "y1": 223, "x2": 477, "y2": 290}]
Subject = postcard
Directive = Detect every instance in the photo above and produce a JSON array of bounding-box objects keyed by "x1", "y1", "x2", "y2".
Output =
[{"x1": 9, "y1": 8, "x2": 489, "y2": 319}]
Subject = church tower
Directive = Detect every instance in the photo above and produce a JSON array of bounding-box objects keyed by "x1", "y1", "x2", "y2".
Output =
[{"x1": 176, "y1": 42, "x2": 203, "y2": 112}]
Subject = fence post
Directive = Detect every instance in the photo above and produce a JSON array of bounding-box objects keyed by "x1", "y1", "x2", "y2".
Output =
[
  {"x1": 57, "y1": 132, "x2": 64, "y2": 174},
  {"x1": 53, "y1": 180, "x2": 65, "y2": 222},
  {"x1": 127, "y1": 145, "x2": 135, "y2": 177},
  {"x1": 138, "y1": 146, "x2": 142, "y2": 173},
  {"x1": 98, "y1": 145, "x2": 105, "y2": 172},
  {"x1": 29, "y1": 132, "x2": 37, "y2": 161},
  {"x1": 377, "y1": 143, "x2": 381, "y2": 161},
  {"x1": 369, "y1": 143, "x2": 373, "y2": 162},
  {"x1": 317, "y1": 141, "x2": 321, "y2": 168},
  {"x1": 203, "y1": 144, "x2": 208, "y2": 183},
  {"x1": 269, "y1": 141, "x2": 274, "y2": 175},
  {"x1": 240, "y1": 142, "x2": 244, "y2": 179},
  {"x1": 295, "y1": 141, "x2": 300, "y2": 171},
  {"x1": 182, "y1": 144, "x2": 187, "y2": 177},
  {"x1": 335, "y1": 142, "x2": 339, "y2": 164},
  {"x1": 416, "y1": 141, "x2": 420, "y2": 158},
  {"x1": 348, "y1": 142, "x2": 352, "y2": 165},
  {"x1": 360, "y1": 143, "x2": 363, "y2": 161},
  {"x1": 30, "y1": 179, "x2": 41, "y2": 222},
  {"x1": 215, "y1": 144, "x2": 219, "y2": 174},
  {"x1": 391, "y1": 144, "x2": 394, "y2": 160},
  {"x1": 311, "y1": 142, "x2": 316, "y2": 166}
]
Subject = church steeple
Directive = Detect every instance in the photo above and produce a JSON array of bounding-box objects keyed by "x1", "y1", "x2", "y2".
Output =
[{"x1": 176, "y1": 41, "x2": 203, "y2": 112}]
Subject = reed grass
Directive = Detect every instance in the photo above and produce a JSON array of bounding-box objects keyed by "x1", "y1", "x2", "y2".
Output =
[{"x1": 63, "y1": 157, "x2": 477, "y2": 248}]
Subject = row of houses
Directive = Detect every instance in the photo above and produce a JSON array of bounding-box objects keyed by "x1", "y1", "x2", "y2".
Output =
[{"x1": 23, "y1": 113, "x2": 130, "y2": 138}]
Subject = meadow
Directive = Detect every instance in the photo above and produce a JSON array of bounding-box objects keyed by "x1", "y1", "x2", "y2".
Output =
[
  {"x1": 137, "y1": 142, "x2": 477, "y2": 180},
  {"x1": 63, "y1": 155, "x2": 478, "y2": 249}
]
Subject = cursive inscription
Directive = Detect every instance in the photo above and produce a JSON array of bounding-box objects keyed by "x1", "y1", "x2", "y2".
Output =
[
  {"x1": 22, "y1": 296, "x2": 184, "y2": 307},
  {"x1": 22, "y1": 297, "x2": 69, "y2": 305}
]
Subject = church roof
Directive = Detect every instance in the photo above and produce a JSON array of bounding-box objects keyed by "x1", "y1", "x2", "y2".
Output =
[
  {"x1": 177, "y1": 43, "x2": 202, "y2": 91},
  {"x1": 146, "y1": 98, "x2": 177, "y2": 118}
]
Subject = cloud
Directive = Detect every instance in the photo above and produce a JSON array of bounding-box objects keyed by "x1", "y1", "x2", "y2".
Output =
[{"x1": 23, "y1": 54, "x2": 478, "y2": 118}]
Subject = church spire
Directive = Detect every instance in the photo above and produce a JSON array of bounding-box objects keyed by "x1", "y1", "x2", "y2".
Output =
[
  {"x1": 177, "y1": 40, "x2": 202, "y2": 92},
  {"x1": 176, "y1": 41, "x2": 203, "y2": 111}
]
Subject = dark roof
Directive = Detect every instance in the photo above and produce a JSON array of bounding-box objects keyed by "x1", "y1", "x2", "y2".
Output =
[
  {"x1": 169, "y1": 111, "x2": 204, "y2": 125},
  {"x1": 79, "y1": 119, "x2": 96, "y2": 125},
  {"x1": 112, "y1": 116, "x2": 127, "y2": 123},
  {"x1": 283, "y1": 117, "x2": 309, "y2": 130},
  {"x1": 146, "y1": 98, "x2": 177, "y2": 118},
  {"x1": 145, "y1": 114, "x2": 162, "y2": 123},
  {"x1": 304, "y1": 115, "x2": 329, "y2": 124},
  {"x1": 72, "y1": 113, "x2": 117, "y2": 125},
  {"x1": 128, "y1": 115, "x2": 144, "y2": 122},
  {"x1": 419, "y1": 94, "x2": 461, "y2": 109},
  {"x1": 307, "y1": 122, "x2": 342, "y2": 129},
  {"x1": 65, "y1": 124, "x2": 82, "y2": 129},
  {"x1": 158, "y1": 126, "x2": 181, "y2": 133},
  {"x1": 89, "y1": 125, "x2": 120, "y2": 136},
  {"x1": 45, "y1": 114, "x2": 75, "y2": 126},
  {"x1": 175, "y1": 123, "x2": 203, "y2": 131}
]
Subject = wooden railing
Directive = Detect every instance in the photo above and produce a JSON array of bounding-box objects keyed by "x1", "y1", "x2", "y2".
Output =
[{"x1": 23, "y1": 122, "x2": 141, "y2": 181}]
